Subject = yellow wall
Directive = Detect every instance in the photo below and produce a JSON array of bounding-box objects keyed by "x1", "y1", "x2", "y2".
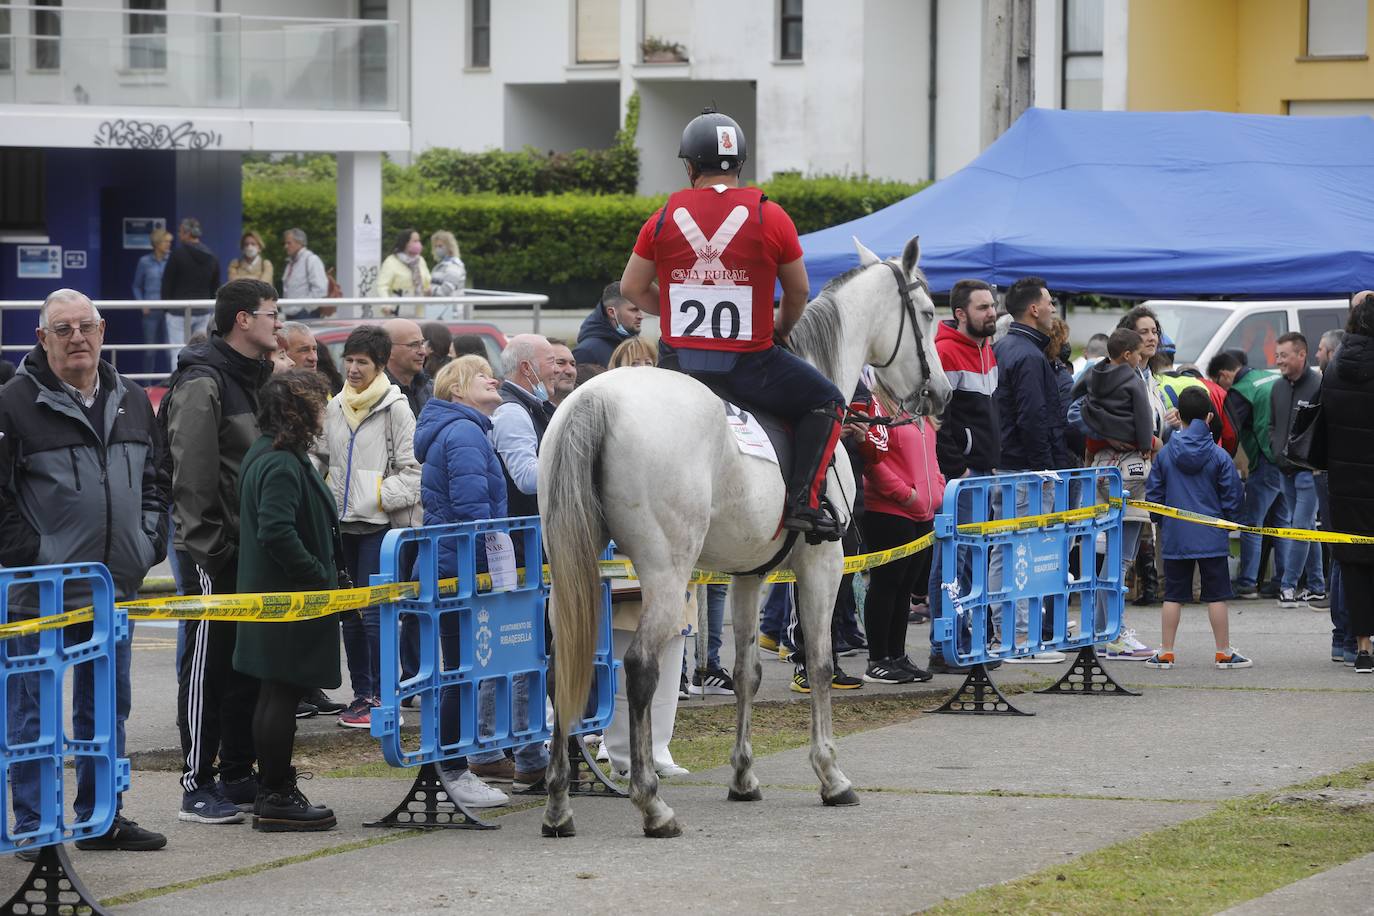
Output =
[
  {"x1": 1236, "y1": 0, "x2": 1374, "y2": 113},
  {"x1": 1127, "y1": 0, "x2": 1239, "y2": 111},
  {"x1": 1127, "y1": 0, "x2": 1374, "y2": 113}
]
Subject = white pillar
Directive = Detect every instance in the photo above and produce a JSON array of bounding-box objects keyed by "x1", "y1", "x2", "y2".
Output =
[{"x1": 336, "y1": 151, "x2": 383, "y2": 313}]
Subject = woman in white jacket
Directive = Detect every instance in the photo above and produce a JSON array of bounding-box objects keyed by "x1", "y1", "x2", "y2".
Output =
[{"x1": 313, "y1": 325, "x2": 422, "y2": 728}]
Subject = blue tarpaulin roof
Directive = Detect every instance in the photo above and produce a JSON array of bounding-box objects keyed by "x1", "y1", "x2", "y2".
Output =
[{"x1": 800, "y1": 108, "x2": 1374, "y2": 298}]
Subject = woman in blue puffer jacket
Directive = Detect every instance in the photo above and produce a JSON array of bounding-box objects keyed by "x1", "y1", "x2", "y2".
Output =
[{"x1": 412, "y1": 353, "x2": 510, "y2": 810}]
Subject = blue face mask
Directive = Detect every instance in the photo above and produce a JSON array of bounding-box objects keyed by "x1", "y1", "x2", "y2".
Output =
[
  {"x1": 615, "y1": 321, "x2": 630, "y2": 337},
  {"x1": 526, "y1": 366, "x2": 550, "y2": 402}
]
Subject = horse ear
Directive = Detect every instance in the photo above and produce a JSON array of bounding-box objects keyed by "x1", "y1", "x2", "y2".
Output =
[
  {"x1": 901, "y1": 236, "x2": 921, "y2": 276},
  {"x1": 852, "y1": 237, "x2": 880, "y2": 267}
]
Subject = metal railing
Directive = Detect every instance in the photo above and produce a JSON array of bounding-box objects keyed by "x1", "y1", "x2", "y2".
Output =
[{"x1": 0, "y1": 289, "x2": 548, "y2": 382}]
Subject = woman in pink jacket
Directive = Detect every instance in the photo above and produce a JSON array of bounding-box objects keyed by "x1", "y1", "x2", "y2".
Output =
[{"x1": 861, "y1": 391, "x2": 945, "y2": 684}]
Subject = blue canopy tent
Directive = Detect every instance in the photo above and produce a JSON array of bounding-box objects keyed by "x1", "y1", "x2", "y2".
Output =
[{"x1": 799, "y1": 108, "x2": 1374, "y2": 298}]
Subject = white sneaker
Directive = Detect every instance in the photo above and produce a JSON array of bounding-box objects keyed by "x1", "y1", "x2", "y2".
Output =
[
  {"x1": 1004, "y1": 651, "x2": 1068, "y2": 664},
  {"x1": 656, "y1": 762, "x2": 690, "y2": 778},
  {"x1": 595, "y1": 741, "x2": 610, "y2": 763},
  {"x1": 438, "y1": 768, "x2": 509, "y2": 808}
]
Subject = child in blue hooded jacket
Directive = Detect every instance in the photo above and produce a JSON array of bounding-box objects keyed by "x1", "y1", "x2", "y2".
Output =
[{"x1": 1144, "y1": 386, "x2": 1252, "y2": 670}]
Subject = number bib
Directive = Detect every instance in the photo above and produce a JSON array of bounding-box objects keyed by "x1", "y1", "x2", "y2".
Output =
[{"x1": 667, "y1": 284, "x2": 753, "y2": 342}]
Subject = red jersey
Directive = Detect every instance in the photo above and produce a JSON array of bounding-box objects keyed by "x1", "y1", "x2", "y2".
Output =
[{"x1": 633, "y1": 185, "x2": 804, "y2": 353}]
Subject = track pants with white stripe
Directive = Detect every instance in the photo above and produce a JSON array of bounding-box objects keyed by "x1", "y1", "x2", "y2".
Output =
[{"x1": 175, "y1": 551, "x2": 259, "y2": 792}]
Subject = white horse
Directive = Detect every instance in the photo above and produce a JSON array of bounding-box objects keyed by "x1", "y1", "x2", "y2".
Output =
[{"x1": 539, "y1": 236, "x2": 952, "y2": 838}]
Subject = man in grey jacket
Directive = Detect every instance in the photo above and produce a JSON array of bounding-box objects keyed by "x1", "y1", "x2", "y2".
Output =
[
  {"x1": 0, "y1": 289, "x2": 169, "y2": 854},
  {"x1": 1271, "y1": 331, "x2": 1325, "y2": 607}
]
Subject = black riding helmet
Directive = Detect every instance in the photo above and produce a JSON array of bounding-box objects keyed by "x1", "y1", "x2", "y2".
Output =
[{"x1": 679, "y1": 108, "x2": 748, "y2": 174}]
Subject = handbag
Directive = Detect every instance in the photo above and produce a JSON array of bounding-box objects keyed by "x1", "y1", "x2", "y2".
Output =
[
  {"x1": 1284, "y1": 399, "x2": 1326, "y2": 472},
  {"x1": 382, "y1": 404, "x2": 424, "y2": 529}
]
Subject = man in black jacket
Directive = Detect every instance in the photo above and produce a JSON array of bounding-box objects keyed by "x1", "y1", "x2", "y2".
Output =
[
  {"x1": 991, "y1": 277, "x2": 1067, "y2": 663},
  {"x1": 573, "y1": 281, "x2": 642, "y2": 368},
  {"x1": 1271, "y1": 332, "x2": 1325, "y2": 607},
  {"x1": 0, "y1": 289, "x2": 169, "y2": 854},
  {"x1": 161, "y1": 217, "x2": 220, "y2": 348},
  {"x1": 164, "y1": 279, "x2": 277, "y2": 825}
]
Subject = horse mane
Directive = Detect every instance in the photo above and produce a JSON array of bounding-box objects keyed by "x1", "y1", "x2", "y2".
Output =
[{"x1": 788, "y1": 264, "x2": 868, "y2": 383}]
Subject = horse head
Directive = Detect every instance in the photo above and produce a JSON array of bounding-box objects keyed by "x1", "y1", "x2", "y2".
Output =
[{"x1": 854, "y1": 236, "x2": 952, "y2": 418}]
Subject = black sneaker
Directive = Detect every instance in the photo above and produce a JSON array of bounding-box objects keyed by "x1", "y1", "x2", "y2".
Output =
[
  {"x1": 862, "y1": 659, "x2": 917, "y2": 684},
  {"x1": 790, "y1": 670, "x2": 811, "y2": 694},
  {"x1": 835, "y1": 634, "x2": 868, "y2": 657},
  {"x1": 253, "y1": 774, "x2": 336, "y2": 832},
  {"x1": 678, "y1": 672, "x2": 690, "y2": 700},
  {"x1": 688, "y1": 665, "x2": 735, "y2": 696},
  {"x1": 831, "y1": 663, "x2": 863, "y2": 689},
  {"x1": 218, "y1": 772, "x2": 259, "y2": 812},
  {"x1": 306, "y1": 688, "x2": 346, "y2": 715},
  {"x1": 926, "y1": 655, "x2": 971, "y2": 675},
  {"x1": 892, "y1": 655, "x2": 934, "y2": 682},
  {"x1": 74, "y1": 815, "x2": 167, "y2": 851},
  {"x1": 13, "y1": 838, "x2": 39, "y2": 862},
  {"x1": 1233, "y1": 583, "x2": 1260, "y2": 600},
  {"x1": 295, "y1": 700, "x2": 319, "y2": 719},
  {"x1": 1355, "y1": 652, "x2": 1374, "y2": 674}
]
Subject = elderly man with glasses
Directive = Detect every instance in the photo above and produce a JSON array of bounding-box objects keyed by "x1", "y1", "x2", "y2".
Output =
[
  {"x1": 0, "y1": 289, "x2": 170, "y2": 855},
  {"x1": 383, "y1": 318, "x2": 433, "y2": 419}
]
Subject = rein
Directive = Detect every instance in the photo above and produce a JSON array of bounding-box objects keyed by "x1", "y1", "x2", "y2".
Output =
[{"x1": 870, "y1": 260, "x2": 934, "y2": 407}]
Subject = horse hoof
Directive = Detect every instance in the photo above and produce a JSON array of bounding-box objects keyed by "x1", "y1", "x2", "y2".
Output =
[
  {"x1": 727, "y1": 787, "x2": 763, "y2": 802},
  {"x1": 541, "y1": 817, "x2": 576, "y2": 838},
  {"x1": 823, "y1": 787, "x2": 860, "y2": 807},
  {"x1": 643, "y1": 818, "x2": 683, "y2": 839}
]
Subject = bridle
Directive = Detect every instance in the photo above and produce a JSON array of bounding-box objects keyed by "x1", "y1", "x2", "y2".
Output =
[{"x1": 870, "y1": 259, "x2": 934, "y2": 407}]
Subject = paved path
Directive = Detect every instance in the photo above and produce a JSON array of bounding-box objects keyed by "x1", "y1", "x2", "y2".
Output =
[{"x1": 7, "y1": 598, "x2": 1373, "y2": 913}]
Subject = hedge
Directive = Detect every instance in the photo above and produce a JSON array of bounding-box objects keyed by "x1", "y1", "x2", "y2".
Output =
[{"x1": 241, "y1": 174, "x2": 927, "y2": 298}]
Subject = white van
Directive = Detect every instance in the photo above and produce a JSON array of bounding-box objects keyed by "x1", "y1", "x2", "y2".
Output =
[{"x1": 1145, "y1": 300, "x2": 1350, "y2": 372}]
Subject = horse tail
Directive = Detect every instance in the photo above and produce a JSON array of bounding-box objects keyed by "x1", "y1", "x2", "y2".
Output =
[{"x1": 544, "y1": 388, "x2": 611, "y2": 735}]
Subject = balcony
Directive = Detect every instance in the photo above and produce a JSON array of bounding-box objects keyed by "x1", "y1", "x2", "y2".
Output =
[{"x1": 0, "y1": 6, "x2": 397, "y2": 112}]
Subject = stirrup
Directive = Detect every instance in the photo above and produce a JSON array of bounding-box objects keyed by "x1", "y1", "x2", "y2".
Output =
[{"x1": 782, "y1": 504, "x2": 844, "y2": 544}]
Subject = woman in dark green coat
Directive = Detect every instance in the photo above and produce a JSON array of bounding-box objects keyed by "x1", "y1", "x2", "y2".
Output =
[{"x1": 234, "y1": 369, "x2": 341, "y2": 831}]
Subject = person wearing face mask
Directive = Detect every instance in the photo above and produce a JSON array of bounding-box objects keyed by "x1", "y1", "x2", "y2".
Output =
[
  {"x1": 574, "y1": 281, "x2": 644, "y2": 369},
  {"x1": 228, "y1": 231, "x2": 274, "y2": 287},
  {"x1": 428, "y1": 230, "x2": 467, "y2": 308},
  {"x1": 374, "y1": 228, "x2": 432, "y2": 317},
  {"x1": 491, "y1": 334, "x2": 560, "y2": 520}
]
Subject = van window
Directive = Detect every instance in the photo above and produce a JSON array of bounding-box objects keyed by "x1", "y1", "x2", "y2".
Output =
[
  {"x1": 1221, "y1": 311, "x2": 1287, "y2": 369},
  {"x1": 1151, "y1": 304, "x2": 1228, "y2": 367},
  {"x1": 1297, "y1": 309, "x2": 1348, "y2": 365}
]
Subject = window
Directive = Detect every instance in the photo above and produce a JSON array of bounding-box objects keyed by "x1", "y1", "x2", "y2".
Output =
[
  {"x1": 779, "y1": 0, "x2": 802, "y2": 61},
  {"x1": 32, "y1": 0, "x2": 60, "y2": 72},
  {"x1": 0, "y1": 150, "x2": 46, "y2": 235},
  {"x1": 0, "y1": 1, "x2": 11, "y2": 74},
  {"x1": 470, "y1": 0, "x2": 490, "y2": 68},
  {"x1": 1307, "y1": 0, "x2": 1367, "y2": 57},
  {"x1": 1061, "y1": 0, "x2": 1103, "y2": 110},
  {"x1": 1223, "y1": 311, "x2": 1289, "y2": 370},
  {"x1": 1297, "y1": 309, "x2": 1348, "y2": 365},
  {"x1": 126, "y1": 0, "x2": 166, "y2": 71},
  {"x1": 359, "y1": 0, "x2": 389, "y2": 107},
  {"x1": 575, "y1": 0, "x2": 617, "y2": 63}
]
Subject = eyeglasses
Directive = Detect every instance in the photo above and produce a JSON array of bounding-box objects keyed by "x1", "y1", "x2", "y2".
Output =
[
  {"x1": 250, "y1": 310, "x2": 280, "y2": 321},
  {"x1": 400, "y1": 340, "x2": 428, "y2": 352},
  {"x1": 47, "y1": 321, "x2": 101, "y2": 339}
]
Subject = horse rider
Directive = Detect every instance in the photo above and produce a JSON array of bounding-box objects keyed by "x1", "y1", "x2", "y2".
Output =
[{"x1": 620, "y1": 108, "x2": 847, "y2": 542}]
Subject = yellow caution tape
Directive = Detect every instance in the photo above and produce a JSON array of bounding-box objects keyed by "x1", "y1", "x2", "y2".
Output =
[
  {"x1": 1124, "y1": 498, "x2": 1374, "y2": 545},
  {"x1": 0, "y1": 500, "x2": 1123, "y2": 638}
]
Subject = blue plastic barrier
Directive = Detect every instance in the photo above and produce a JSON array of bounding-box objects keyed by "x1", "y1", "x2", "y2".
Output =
[
  {"x1": 371, "y1": 516, "x2": 617, "y2": 771},
  {"x1": 931, "y1": 468, "x2": 1124, "y2": 668},
  {"x1": 1, "y1": 563, "x2": 128, "y2": 853}
]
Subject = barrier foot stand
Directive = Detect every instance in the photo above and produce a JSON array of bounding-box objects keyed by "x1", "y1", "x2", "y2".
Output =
[
  {"x1": 2, "y1": 843, "x2": 111, "y2": 916},
  {"x1": 1036, "y1": 646, "x2": 1141, "y2": 697},
  {"x1": 363, "y1": 761, "x2": 498, "y2": 831},
  {"x1": 567, "y1": 735, "x2": 629, "y2": 799},
  {"x1": 933, "y1": 663, "x2": 1033, "y2": 716}
]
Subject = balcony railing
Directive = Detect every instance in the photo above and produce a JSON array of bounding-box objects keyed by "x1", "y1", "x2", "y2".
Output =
[{"x1": 0, "y1": 6, "x2": 397, "y2": 112}]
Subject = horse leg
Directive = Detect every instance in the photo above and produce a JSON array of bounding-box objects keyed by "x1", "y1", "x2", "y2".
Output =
[
  {"x1": 541, "y1": 715, "x2": 575, "y2": 837},
  {"x1": 625, "y1": 573, "x2": 686, "y2": 838},
  {"x1": 796, "y1": 558, "x2": 859, "y2": 807},
  {"x1": 726, "y1": 575, "x2": 765, "y2": 801}
]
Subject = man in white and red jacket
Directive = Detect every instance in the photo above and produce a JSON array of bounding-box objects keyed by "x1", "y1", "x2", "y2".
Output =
[{"x1": 928, "y1": 279, "x2": 1002, "y2": 674}]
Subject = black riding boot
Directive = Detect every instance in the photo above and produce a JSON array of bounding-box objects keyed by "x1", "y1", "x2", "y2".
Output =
[
  {"x1": 783, "y1": 407, "x2": 845, "y2": 543},
  {"x1": 1132, "y1": 541, "x2": 1160, "y2": 606}
]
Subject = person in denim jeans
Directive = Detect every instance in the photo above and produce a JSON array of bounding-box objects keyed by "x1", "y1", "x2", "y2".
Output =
[
  {"x1": 1270, "y1": 333, "x2": 1326, "y2": 605},
  {"x1": 0, "y1": 289, "x2": 168, "y2": 852}
]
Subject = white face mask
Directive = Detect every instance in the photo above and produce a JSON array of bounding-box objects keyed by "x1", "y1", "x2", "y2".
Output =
[
  {"x1": 244, "y1": 244, "x2": 260, "y2": 259},
  {"x1": 433, "y1": 245, "x2": 446, "y2": 258}
]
